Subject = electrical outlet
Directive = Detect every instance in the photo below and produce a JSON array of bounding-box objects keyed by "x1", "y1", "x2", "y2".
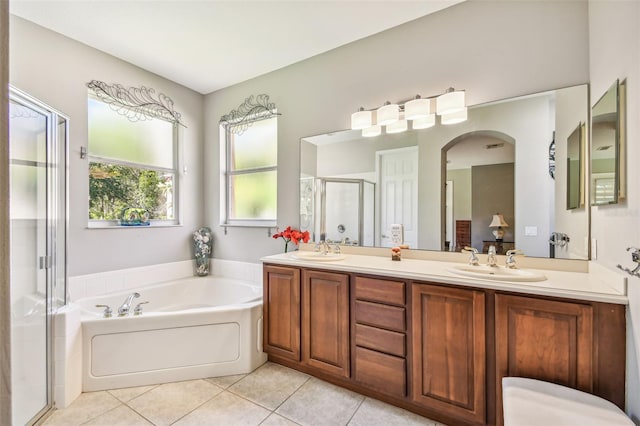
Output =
[{"x1": 524, "y1": 226, "x2": 538, "y2": 236}]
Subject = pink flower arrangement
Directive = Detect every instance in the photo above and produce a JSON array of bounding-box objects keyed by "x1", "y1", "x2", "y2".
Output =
[{"x1": 272, "y1": 226, "x2": 310, "y2": 253}]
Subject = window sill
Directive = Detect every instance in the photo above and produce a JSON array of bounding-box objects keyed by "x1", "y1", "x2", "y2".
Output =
[{"x1": 88, "y1": 221, "x2": 182, "y2": 229}]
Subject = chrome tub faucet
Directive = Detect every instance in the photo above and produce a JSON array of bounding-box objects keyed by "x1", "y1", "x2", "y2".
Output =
[{"x1": 118, "y1": 292, "x2": 140, "y2": 316}]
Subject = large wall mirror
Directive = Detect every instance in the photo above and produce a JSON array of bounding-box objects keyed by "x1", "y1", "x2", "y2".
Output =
[
  {"x1": 591, "y1": 79, "x2": 626, "y2": 205},
  {"x1": 300, "y1": 84, "x2": 590, "y2": 260}
]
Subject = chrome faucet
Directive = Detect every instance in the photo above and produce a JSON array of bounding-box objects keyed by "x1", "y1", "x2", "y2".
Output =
[
  {"x1": 118, "y1": 292, "x2": 140, "y2": 316},
  {"x1": 505, "y1": 249, "x2": 524, "y2": 269},
  {"x1": 315, "y1": 240, "x2": 332, "y2": 255},
  {"x1": 487, "y1": 245, "x2": 497, "y2": 267},
  {"x1": 463, "y1": 246, "x2": 480, "y2": 266}
]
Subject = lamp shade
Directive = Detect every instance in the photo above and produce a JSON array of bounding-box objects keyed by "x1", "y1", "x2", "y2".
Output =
[
  {"x1": 411, "y1": 114, "x2": 435, "y2": 130},
  {"x1": 386, "y1": 119, "x2": 407, "y2": 134},
  {"x1": 404, "y1": 97, "x2": 432, "y2": 120},
  {"x1": 351, "y1": 109, "x2": 374, "y2": 130},
  {"x1": 377, "y1": 103, "x2": 399, "y2": 126},
  {"x1": 489, "y1": 214, "x2": 509, "y2": 228},
  {"x1": 436, "y1": 89, "x2": 466, "y2": 115},
  {"x1": 440, "y1": 108, "x2": 468, "y2": 125},
  {"x1": 362, "y1": 125, "x2": 381, "y2": 138}
]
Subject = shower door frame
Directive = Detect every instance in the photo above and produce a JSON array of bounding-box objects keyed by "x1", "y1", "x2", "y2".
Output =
[{"x1": 9, "y1": 86, "x2": 68, "y2": 425}]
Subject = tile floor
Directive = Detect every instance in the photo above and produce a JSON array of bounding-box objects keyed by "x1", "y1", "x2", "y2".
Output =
[{"x1": 42, "y1": 362, "x2": 446, "y2": 426}]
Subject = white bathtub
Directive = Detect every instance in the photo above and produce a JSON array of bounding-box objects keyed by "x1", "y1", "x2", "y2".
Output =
[{"x1": 77, "y1": 276, "x2": 267, "y2": 391}]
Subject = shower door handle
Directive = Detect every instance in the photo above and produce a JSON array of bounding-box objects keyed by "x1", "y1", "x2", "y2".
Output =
[{"x1": 39, "y1": 256, "x2": 52, "y2": 270}]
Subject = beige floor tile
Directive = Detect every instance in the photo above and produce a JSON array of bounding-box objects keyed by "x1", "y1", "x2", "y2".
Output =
[
  {"x1": 108, "y1": 384, "x2": 157, "y2": 402},
  {"x1": 206, "y1": 373, "x2": 247, "y2": 389},
  {"x1": 127, "y1": 379, "x2": 222, "y2": 426},
  {"x1": 173, "y1": 391, "x2": 271, "y2": 425},
  {"x1": 82, "y1": 404, "x2": 154, "y2": 426},
  {"x1": 260, "y1": 412, "x2": 301, "y2": 426},
  {"x1": 229, "y1": 362, "x2": 310, "y2": 410},
  {"x1": 275, "y1": 377, "x2": 364, "y2": 426},
  {"x1": 42, "y1": 392, "x2": 121, "y2": 426},
  {"x1": 348, "y1": 397, "x2": 439, "y2": 426}
]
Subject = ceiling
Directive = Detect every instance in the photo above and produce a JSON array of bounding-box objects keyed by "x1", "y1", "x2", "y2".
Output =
[{"x1": 10, "y1": 0, "x2": 464, "y2": 95}]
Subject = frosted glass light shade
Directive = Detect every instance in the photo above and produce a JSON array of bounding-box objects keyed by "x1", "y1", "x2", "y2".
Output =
[
  {"x1": 362, "y1": 125, "x2": 381, "y2": 137},
  {"x1": 386, "y1": 119, "x2": 407, "y2": 134},
  {"x1": 411, "y1": 114, "x2": 435, "y2": 130},
  {"x1": 376, "y1": 103, "x2": 399, "y2": 126},
  {"x1": 351, "y1": 110, "x2": 374, "y2": 130},
  {"x1": 436, "y1": 90, "x2": 466, "y2": 115},
  {"x1": 404, "y1": 98, "x2": 432, "y2": 120},
  {"x1": 440, "y1": 108, "x2": 468, "y2": 125}
]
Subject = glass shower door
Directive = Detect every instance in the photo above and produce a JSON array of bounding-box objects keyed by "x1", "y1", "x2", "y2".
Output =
[{"x1": 9, "y1": 91, "x2": 66, "y2": 425}]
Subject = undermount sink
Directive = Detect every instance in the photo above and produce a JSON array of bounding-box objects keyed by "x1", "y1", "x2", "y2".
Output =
[
  {"x1": 448, "y1": 264, "x2": 547, "y2": 282},
  {"x1": 289, "y1": 251, "x2": 347, "y2": 262}
]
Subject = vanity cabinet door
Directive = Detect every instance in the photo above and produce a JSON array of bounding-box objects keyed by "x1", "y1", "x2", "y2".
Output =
[
  {"x1": 302, "y1": 269, "x2": 350, "y2": 378},
  {"x1": 263, "y1": 265, "x2": 301, "y2": 361},
  {"x1": 412, "y1": 282, "x2": 486, "y2": 425},
  {"x1": 495, "y1": 294, "x2": 594, "y2": 424}
]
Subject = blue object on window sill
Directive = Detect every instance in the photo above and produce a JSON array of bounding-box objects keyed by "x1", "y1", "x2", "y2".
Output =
[{"x1": 119, "y1": 207, "x2": 151, "y2": 227}]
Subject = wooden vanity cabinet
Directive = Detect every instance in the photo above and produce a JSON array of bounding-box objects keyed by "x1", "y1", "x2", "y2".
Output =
[
  {"x1": 263, "y1": 265, "x2": 350, "y2": 378},
  {"x1": 263, "y1": 265, "x2": 301, "y2": 361},
  {"x1": 302, "y1": 269, "x2": 350, "y2": 378},
  {"x1": 412, "y1": 282, "x2": 486, "y2": 425},
  {"x1": 352, "y1": 276, "x2": 408, "y2": 398},
  {"x1": 263, "y1": 264, "x2": 626, "y2": 426},
  {"x1": 494, "y1": 293, "x2": 626, "y2": 424}
]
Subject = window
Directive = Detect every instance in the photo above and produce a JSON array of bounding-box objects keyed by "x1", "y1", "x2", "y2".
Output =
[
  {"x1": 88, "y1": 95, "x2": 179, "y2": 226},
  {"x1": 222, "y1": 115, "x2": 277, "y2": 227}
]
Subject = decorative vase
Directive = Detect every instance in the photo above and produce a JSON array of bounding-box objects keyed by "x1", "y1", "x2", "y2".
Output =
[{"x1": 192, "y1": 227, "x2": 213, "y2": 276}]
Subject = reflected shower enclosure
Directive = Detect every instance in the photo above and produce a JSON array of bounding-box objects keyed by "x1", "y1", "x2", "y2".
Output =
[{"x1": 300, "y1": 178, "x2": 374, "y2": 246}]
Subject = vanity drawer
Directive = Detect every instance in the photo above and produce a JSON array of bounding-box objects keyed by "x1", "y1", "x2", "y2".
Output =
[
  {"x1": 354, "y1": 276, "x2": 405, "y2": 306},
  {"x1": 355, "y1": 324, "x2": 405, "y2": 357},
  {"x1": 354, "y1": 346, "x2": 406, "y2": 397},
  {"x1": 355, "y1": 300, "x2": 406, "y2": 332}
]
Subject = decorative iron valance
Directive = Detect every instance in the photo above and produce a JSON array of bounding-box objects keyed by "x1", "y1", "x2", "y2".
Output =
[
  {"x1": 220, "y1": 94, "x2": 280, "y2": 135},
  {"x1": 87, "y1": 80, "x2": 185, "y2": 126}
]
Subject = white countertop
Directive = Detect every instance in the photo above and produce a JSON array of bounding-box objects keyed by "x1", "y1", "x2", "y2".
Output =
[{"x1": 261, "y1": 252, "x2": 628, "y2": 305}]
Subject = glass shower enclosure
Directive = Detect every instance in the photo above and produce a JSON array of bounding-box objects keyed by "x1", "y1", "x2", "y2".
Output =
[
  {"x1": 300, "y1": 177, "x2": 374, "y2": 246},
  {"x1": 9, "y1": 87, "x2": 67, "y2": 425}
]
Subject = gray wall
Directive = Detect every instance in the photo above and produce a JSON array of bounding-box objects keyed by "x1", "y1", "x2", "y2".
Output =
[
  {"x1": 204, "y1": 0, "x2": 589, "y2": 262},
  {"x1": 471, "y1": 163, "x2": 515, "y2": 250},
  {"x1": 9, "y1": 16, "x2": 205, "y2": 276}
]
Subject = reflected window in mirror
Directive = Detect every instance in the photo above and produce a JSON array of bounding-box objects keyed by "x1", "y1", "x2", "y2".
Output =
[
  {"x1": 591, "y1": 79, "x2": 626, "y2": 205},
  {"x1": 566, "y1": 123, "x2": 585, "y2": 210}
]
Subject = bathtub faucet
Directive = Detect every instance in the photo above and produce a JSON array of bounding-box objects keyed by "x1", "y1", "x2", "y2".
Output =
[{"x1": 118, "y1": 292, "x2": 140, "y2": 316}]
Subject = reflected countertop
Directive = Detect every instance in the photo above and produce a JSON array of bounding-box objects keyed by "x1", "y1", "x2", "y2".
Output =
[{"x1": 261, "y1": 251, "x2": 628, "y2": 305}]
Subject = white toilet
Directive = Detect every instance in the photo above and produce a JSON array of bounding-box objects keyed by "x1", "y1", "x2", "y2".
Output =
[{"x1": 502, "y1": 377, "x2": 633, "y2": 426}]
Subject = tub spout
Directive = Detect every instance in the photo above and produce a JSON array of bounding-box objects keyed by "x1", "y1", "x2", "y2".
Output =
[{"x1": 118, "y1": 292, "x2": 140, "y2": 316}]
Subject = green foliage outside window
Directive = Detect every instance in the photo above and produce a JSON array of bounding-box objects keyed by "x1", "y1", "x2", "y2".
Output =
[{"x1": 89, "y1": 162, "x2": 173, "y2": 220}]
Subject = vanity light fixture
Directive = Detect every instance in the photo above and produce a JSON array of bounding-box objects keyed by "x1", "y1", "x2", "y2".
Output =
[
  {"x1": 351, "y1": 108, "x2": 375, "y2": 130},
  {"x1": 351, "y1": 87, "x2": 467, "y2": 137},
  {"x1": 376, "y1": 102, "x2": 400, "y2": 126},
  {"x1": 362, "y1": 124, "x2": 382, "y2": 137},
  {"x1": 386, "y1": 116, "x2": 408, "y2": 134},
  {"x1": 404, "y1": 95, "x2": 432, "y2": 120},
  {"x1": 412, "y1": 114, "x2": 436, "y2": 130},
  {"x1": 441, "y1": 108, "x2": 468, "y2": 125},
  {"x1": 436, "y1": 88, "x2": 466, "y2": 115}
]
